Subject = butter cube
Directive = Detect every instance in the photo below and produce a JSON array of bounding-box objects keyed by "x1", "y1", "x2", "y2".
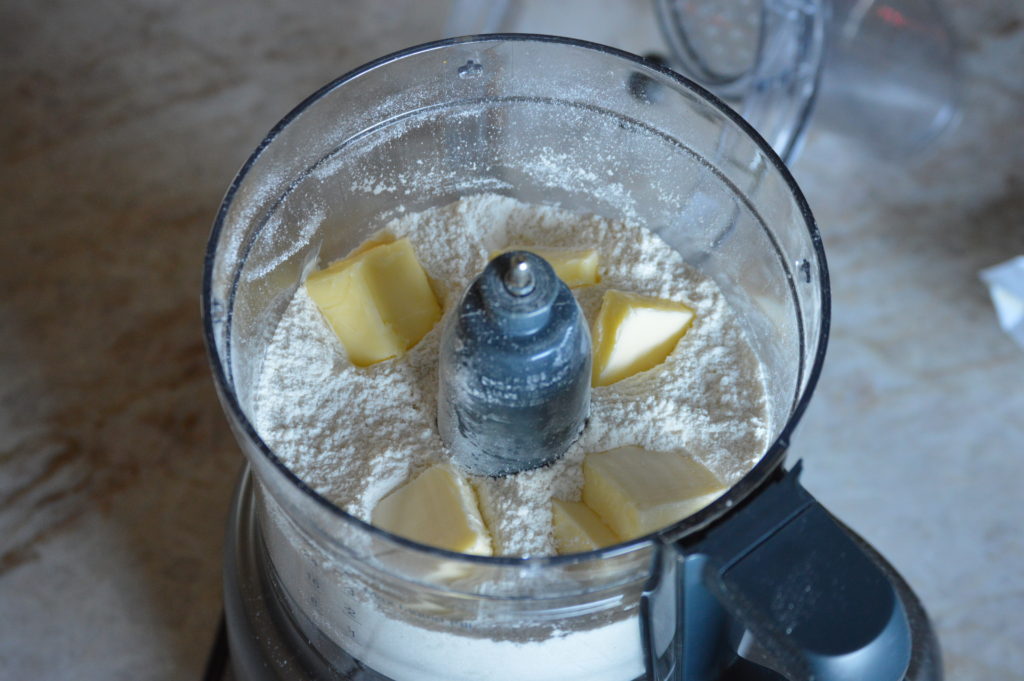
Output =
[
  {"x1": 372, "y1": 464, "x2": 493, "y2": 556},
  {"x1": 305, "y1": 238, "x2": 442, "y2": 366},
  {"x1": 591, "y1": 290, "x2": 695, "y2": 386},
  {"x1": 551, "y1": 498, "x2": 619, "y2": 554},
  {"x1": 582, "y1": 446, "x2": 724, "y2": 539},
  {"x1": 490, "y1": 246, "x2": 600, "y2": 287}
]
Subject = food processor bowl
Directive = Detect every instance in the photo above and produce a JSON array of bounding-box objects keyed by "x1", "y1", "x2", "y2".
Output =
[{"x1": 204, "y1": 35, "x2": 934, "y2": 681}]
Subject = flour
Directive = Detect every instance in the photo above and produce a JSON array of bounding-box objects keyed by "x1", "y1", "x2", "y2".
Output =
[{"x1": 253, "y1": 193, "x2": 768, "y2": 556}]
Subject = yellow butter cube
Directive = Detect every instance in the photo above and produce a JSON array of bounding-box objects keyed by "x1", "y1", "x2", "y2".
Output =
[
  {"x1": 582, "y1": 446, "x2": 724, "y2": 540},
  {"x1": 551, "y1": 498, "x2": 619, "y2": 554},
  {"x1": 305, "y1": 238, "x2": 442, "y2": 366},
  {"x1": 372, "y1": 464, "x2": 493, "y2": 556},
  {"x1": 591, "y1": 290, "x2": 695, "y2": 386},
  {"x1": 490, "y1": 246, "x2": 600, "y2": 288}
]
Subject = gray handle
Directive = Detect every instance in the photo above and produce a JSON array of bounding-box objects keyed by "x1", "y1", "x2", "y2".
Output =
[{"x1": 641, "y1": 463, "x2": 912, "y2": 681}]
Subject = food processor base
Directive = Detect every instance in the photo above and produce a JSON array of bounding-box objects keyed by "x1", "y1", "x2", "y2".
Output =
[{"x1": 214, "y1": 469, "x2": 942, "y2": 681}]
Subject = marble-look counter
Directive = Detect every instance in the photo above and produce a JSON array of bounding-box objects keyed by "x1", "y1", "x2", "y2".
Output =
[{"x1": 1, "y1": 1, "x2": 1020, "y2": 679}]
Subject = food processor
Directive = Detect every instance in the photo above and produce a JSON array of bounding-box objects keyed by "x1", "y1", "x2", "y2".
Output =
[{"x1": 202, "y1": 35, "x2": 941, "y2": 680}]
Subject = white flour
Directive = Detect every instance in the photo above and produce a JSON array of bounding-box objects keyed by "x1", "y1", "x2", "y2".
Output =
[{"x1": 253, "y1": 193, "x2": 768, "y2": 556}]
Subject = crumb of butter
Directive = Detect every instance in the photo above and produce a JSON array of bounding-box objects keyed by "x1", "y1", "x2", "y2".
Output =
[
  {"x1": 591, "y1": 290, "x2": 695, "y2": 387},
  {"x1": 582, "y1": 446, "x2": 724, "y2": 540},
  {"x1": 305, "y1": 237, "x2": 442, "y2": 367},
  {"x1": 552, "y1": 498, "x2": 619, "y2": 554},
  {"x1": 372, "y1": 464, "x2": 493, "y2": 556},
  {"x1": 490, "y1": 246, "x2": 600, "y2": 288}
]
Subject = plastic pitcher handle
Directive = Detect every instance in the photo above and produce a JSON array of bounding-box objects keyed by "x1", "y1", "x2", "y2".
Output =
[{"x1": 641, "y1": 462, "x2": 912, "y2": 681}]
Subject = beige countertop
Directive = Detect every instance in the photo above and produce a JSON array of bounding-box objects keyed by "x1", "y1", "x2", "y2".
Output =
[{"x1": 1, "y1": 1, "x2": 1021, "y2": 679}]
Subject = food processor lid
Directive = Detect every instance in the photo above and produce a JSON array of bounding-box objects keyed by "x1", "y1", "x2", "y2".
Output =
[
  {"x1": 655, "y1": 0, "x2": 764, "y2": 88},
  {"x1": 654, "y1": 0, "x2": 826, "y2": 162}
]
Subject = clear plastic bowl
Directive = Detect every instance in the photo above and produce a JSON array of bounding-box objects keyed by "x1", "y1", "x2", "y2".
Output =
[{"x1": 203, "y1": 35, "x2": 827, "y2": 681}]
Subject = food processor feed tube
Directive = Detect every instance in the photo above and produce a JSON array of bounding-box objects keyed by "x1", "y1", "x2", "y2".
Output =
[{"x1": 204, "y1": 36, "x2": 937, "y2": 681}]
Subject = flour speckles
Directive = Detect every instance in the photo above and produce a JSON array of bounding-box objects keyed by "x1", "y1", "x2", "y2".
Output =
[{"x1": 254, "y1": 194, "x2": 769, "y2": 555}]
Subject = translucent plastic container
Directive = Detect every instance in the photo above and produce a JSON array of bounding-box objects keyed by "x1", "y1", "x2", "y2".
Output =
[{"x1": 204, "y1": 36, "x2": 935, "y2": 681}]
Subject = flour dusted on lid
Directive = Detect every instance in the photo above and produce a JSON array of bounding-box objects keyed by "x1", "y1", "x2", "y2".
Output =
[{"x1": 253, "y1": 194, "x2": 769, "y2": 556}]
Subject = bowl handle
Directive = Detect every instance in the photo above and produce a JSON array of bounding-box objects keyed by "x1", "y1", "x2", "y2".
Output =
[{"x1": 641, "y1": 462, "x2": 912, "y2": 681}]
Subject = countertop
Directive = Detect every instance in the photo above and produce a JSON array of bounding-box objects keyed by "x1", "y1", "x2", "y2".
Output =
[{"x1": 1, "y1": 1, "x2": 1021, "y2": 679}]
